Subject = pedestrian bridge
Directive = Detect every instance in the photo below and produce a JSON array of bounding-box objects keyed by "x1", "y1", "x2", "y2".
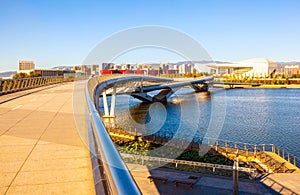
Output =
[
  {"x1": 94, "y1": 75, "x2": 214, "y2": 117},
  {"x1": 1, "y1": 75, "x2": 298, "y2": 194}
]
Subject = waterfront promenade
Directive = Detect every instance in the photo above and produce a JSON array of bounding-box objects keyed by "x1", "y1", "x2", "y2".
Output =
[{"x1": 0, "y1": 82, "x2": 95, "y2": 194}]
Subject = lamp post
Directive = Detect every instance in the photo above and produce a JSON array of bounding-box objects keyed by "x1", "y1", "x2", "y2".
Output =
[{"x1": 233, "y1": 150, "x2": 239, "y2": 195}]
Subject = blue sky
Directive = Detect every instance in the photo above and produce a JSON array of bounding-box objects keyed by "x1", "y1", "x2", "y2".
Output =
[{"x1": 0, "y1": 0, "x2": 300, "y2": 71}]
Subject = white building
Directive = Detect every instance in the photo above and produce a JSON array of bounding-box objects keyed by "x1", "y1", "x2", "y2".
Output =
[
  {"x1": 168, "y1": 64, "x2": 178, "y2": 70},
  {"x1": 209, "y1": 58, "x2": 278, "y2": 77}
]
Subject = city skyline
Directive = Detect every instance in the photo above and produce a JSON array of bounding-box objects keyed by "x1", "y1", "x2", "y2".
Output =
[{"x1": 1, "y1": 0, "x2": 300, "y2": 71}]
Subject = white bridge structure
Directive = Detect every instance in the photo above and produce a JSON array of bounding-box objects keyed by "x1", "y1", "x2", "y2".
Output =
[{"x1": 93, "y1": 75, "x2": 214, "y2": 118}]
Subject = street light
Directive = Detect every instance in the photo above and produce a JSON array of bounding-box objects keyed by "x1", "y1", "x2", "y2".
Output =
[{"x1": 233, "y1": 150, "x2": 239, "y2": 195}]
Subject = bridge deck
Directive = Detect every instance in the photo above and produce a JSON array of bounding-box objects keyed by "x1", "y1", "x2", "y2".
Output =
[{"x1": 0, "y1": 82, "x2": 95, "y2": 194}]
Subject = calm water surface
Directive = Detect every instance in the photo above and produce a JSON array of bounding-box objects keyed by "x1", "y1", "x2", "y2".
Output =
[{"x1": 101, "y1": 88, "x2": 300, "y2": 162}]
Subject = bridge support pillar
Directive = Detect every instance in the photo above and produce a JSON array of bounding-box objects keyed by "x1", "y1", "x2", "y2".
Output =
[
  {"x1": 140, "y1": 79, "x2": 143, "y2": 93},
  {"x1": 102, "y1": 91, "x2": 110, "y2": 117},
  {"x1": 110, "y1": 87, "x2": 116, "y2": 117},
  {"x1": 102, "y1": 87, "x2": 117, "y2": 118}
]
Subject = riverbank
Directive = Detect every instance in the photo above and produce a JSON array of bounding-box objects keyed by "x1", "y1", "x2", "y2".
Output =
[
  {"x1": 222, "y1": 84, "x2": 300, "y2": 89},
  {"x1": 259, "y1": 84, "x2": 300, "y2": 88}
]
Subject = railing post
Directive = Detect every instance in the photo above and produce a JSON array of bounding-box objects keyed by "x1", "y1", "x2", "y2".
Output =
[
  {"x1": 278, "y1": 147, "x2": 280, "y2": 156},
  {"x1": 2, "y1": 80, "x2": 8, "y2": 91},
  {"x1": 294, "y1": 156, "x2": 297, "y2": 167},
  {"x1": 12, "y1": 80, "x2": 17, "y2": 90},
  {"x1": 215, "y1": 139, "x2": 218, "y2": 152},
  {"x1": 282, "y1": 150, "x2": 285, "y2": 160},
  {"x1": 243, "y1": 144, "x2": 248, "y2": 157},
  {"x1": 288, "y1": 154, "x2": 290, "y2": 163},
  {"x1": 254, "y1": 145, "x2": 257, "y2": 157},
  {"x1": 17, "y1": 79, "x2": 22, "y2": 89},
  {"x1": 7, "y1": 80, "x2": 12, "y2": 91},
  {"x1": 262, "y1": 144, "x2": 265, "y2": 152},
  {"x1": 225, "y1": 141, "x2": 228, "y2": 153},
  {"x1": 234, "y1": 143, "x2": 237, "y2": 149},
  {"x1": 199, "y1": 136, "x2": 203, "y2": 144},
  {"x1": 272, "y1": 144, "x2": 275, "y2": 153},
  {"x1": 0, "y1": 80, "x2": 3, "y2": 92},
  {"x1": 232, "y1": 152, "x2": 239, "y2": 195}
]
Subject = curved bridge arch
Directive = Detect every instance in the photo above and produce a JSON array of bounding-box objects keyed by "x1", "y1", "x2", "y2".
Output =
[
  {"x1": 94, "y1": 75, "x2": 213, "y2": 117},
  {"x1": 94, "y1": 76, "x2": 172, "y2": 117}
]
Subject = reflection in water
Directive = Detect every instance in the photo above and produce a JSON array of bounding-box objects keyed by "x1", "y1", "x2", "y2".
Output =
[
  {"x1": 111, "y1": 88, "x2": 213, "y2": 139},
  {"x1": 129, "y1": 103, "x2": 151, "y2": 125}
]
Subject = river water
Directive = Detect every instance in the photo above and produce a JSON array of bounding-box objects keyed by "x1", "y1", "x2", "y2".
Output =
[{"x1": 101, "y1": 88, "x2": 300, "y2": 163}]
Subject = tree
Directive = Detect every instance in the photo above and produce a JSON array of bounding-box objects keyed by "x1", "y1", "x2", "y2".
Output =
[
  {"x1": 29, "y1": 71, "x2": 41, "y2": 77},
  {"x1": 12, "y1": 72, "x2": 28, "y2": 79}
]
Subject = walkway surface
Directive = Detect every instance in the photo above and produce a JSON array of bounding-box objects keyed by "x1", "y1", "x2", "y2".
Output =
[
  {"x1": 127, "y1": 164, "x2": 278, "y2": 195},
  {"x1": 0, "y1": 82, "x2": 95, "y2": 194},
  {"x1": 260, "y1": 173, "x2": 300, "y2": 195}
]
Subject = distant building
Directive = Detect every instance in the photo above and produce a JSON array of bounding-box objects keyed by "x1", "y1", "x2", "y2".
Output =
[
  {"x1": 71, "y1": 66, "x2": 78, "y2": 71},
  {"x1": 166, "y1": 69, "x2": 178, "y2": 74},
  {"x1": 101, "y1": 63, "x2": 114, "y2": 70},
  {"x1": 208, "y1": 58, "x2": 278, "y2": 77},
  {"x1": 34, "y1": 69, "x2": 62, "y2": 77},
  {"x1": 90, "y1": 64, "x2": 99, "y2": 75},
  {"x1": 179, "y1": 64, "x2": 191, "y2": 74},
  {"x1": 122, "y1": 64, "x2": 131, "y2": 70},
  {"x1": 284, "y1": 65, "x2": 299, "y2": 76},
  {"x1": 18, "y1": 60, "x2": 35, "y2": 71},
  {"x1": 17, "y1": 60, "x2": 75, "y2": 77},
  {"x1": 167, "y1": 64, "x2": 178, "y2": 71},
  {"x1": 113, "y1": 64, "x2": 122, "y2": 70},
  {"x1": 80, "y1": 65, "x2": 91, "y2": 75}
]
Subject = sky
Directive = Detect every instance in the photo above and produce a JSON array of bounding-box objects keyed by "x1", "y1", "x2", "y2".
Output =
[{"x1": 0, "y1": 0, "x2": 300, "y2": 71}]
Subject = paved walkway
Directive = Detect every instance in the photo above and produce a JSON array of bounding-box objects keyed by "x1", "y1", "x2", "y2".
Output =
[
  {"x1": 260, "y1": 173, "x2": 300, "y2": 195},
  {"x1": 0, "y1": 82, "x2": 95, "y2": 194},
  {"x1": 127, "y1": 164, "x2": 277, "y2": 195}
]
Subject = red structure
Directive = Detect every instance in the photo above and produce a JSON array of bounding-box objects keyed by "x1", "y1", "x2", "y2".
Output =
[
  {"x1": 101, "y1": 69, "x2": 146, "y2": 75},
  {"x1": 149, "y1": 69, "x2": 158, "y2": 76},
  {"x1": 133, "y1": 70, "x2": 145, "y2": 75}
]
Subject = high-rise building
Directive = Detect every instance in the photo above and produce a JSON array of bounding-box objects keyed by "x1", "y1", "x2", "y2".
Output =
[
  {"x1": 179, "y1": 64, "x2": 191, "y2": 74},
  {"x1": 90, "y1": 64, "x2": 99, "y2": 75},
  {"x1": 18, "y1": 60, "x2": 35, "y2": 70}
]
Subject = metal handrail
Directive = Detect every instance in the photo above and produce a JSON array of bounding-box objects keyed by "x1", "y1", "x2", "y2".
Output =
[
  {"x1": 85, "y1": 76, "x2": 141, "y2": 195},
  {"x1": 120, "y1": 153, "x2": 256, "y2": 173},
  {"x1": 0, "y1": 76, "x2": 72, "y2": 95}
]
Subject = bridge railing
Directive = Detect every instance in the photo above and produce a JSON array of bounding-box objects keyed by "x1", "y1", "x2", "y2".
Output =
[
  {"x1": 200, "y1": 137, "x2": 298, "y2": 168},
  {"x1": 121, "y1": 153, "x2": 256, "y2": 174},
  {"x1": 0, "y1": 76, "x2": 75, "y2": 95},
  {"x1": 85, "y1": 75, "x2": 141, "y2": 195}
]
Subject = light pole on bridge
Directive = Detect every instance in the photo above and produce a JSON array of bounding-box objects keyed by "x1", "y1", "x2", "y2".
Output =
[{"x1": 232, "y1": 150, "x2": 239, "y2": 195}]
